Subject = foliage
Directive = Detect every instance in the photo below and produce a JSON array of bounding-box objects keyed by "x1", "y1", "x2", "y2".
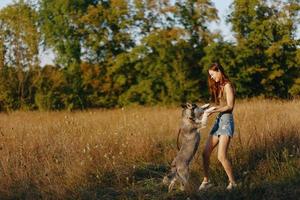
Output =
[{"x1": 0, "y1": 0, "x2": 299, "y2": 110}]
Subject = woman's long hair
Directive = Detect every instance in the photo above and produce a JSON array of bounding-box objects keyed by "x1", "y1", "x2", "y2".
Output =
[{"x1": 208, "y1": 63, "x2": 232, "y2": 105}]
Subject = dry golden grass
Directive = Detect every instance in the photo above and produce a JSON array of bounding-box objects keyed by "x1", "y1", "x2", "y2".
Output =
[{"x1": 0, "y1": 99, "x2": 299, "y2": 199}]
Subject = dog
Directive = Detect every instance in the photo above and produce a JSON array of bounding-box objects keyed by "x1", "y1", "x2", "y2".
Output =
[{"x1": 162, "y1": 102, "x2": 215, "y2": 192}]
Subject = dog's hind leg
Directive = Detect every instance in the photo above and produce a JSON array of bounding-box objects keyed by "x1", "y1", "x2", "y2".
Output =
[
  {"x1": 167, "y1": 160, "x2": 178, "y2": 192},
  {"x1": 163, "y1": 171, "x2": 176, "y2": 186},
  {"x1": 163, "y1": 157, "x2": 177, "y2": 186},
  {"x1": 168, "y1": 177, "x2": 177, "y2": 192},
  {"x1": 176, "y1": 164, "x2": 189, "y2": 191},
  {"x1": 162, "y1": 175, "x2": 170, "y2": 185},
  {"x1": 179, "y1": 182, "x2": 185, "y2": 191}
]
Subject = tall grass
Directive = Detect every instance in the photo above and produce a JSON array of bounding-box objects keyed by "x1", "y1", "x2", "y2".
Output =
[{"x1": 0, "y1": 99, "x2": 299, "y2": 199}]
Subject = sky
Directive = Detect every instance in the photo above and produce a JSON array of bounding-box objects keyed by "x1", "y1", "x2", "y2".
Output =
[{"x1": 0, "y1": 0, "x2": 12, "y2": 8}]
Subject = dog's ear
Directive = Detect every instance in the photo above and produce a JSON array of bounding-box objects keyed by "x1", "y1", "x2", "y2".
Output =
[
  {"x1": 181, "y1": 103, "x2": 187, "y2": 108},
  {"x1": 186, "y1": 103, "x2": 193, "y2": 109}
]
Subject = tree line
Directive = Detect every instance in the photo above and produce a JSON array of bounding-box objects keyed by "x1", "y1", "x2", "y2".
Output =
[{"x1": 0, "y1": 0, "x2": 299, "y2": 111}]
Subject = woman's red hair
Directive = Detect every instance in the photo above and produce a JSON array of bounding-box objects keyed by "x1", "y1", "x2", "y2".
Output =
[{"x1": 208, "y1": 63, "x2": 232, "y2": 105}]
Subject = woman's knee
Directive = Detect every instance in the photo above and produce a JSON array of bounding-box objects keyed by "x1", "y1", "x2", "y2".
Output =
[{"x1": 217, "y1": 153, "x2": 228, "y2": 163}]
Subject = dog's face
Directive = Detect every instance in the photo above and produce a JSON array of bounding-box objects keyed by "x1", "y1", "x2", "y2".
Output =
[
  {"x1": 181, "y1": 103, "x2": 195, "y2": 120},
  {"x1": 181, "y1": 103, "x2": 210, "y2": 122}
]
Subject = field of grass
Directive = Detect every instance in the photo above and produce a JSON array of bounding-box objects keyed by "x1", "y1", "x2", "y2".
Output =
[{"x1": 0, "y1": 99, "x2": 299, "y2": 200}]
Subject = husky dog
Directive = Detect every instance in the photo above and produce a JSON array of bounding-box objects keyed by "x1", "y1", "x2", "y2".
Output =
[{"x1": 163, "y1": 102, "x2": 215, "y2": 192}]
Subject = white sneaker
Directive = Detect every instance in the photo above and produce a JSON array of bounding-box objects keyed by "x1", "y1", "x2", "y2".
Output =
[
  {"x1": 198, "y1": 180, "x2": 213, "y2": 191},
  {"x1": 226, "y1": 182, "x2": 237, "y2": 190}
]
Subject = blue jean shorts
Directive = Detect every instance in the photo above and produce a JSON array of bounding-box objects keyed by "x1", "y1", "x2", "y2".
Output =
[{"x1": 210, "y1": 113, "x2": 234, "y2": 137}]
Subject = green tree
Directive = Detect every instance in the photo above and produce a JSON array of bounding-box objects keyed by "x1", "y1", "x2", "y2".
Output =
[
  {"x1": 173, "y1": 0, "x2": 219, "y2": 97},
  {"x1": 39, "y1": 0, "x2": 98, "y2": 67},
  {"x1": 34, "y1": 65, "x2": 66, "y2": 110},
  {"x1": 0, "y1": 0, "x2": 40, "y2": 109},
  {"x1": 79, "y1": 0, "x2": 134, "y2": 63},
  {"x1": 228, "y1": 0, "x2": 300, "y2": 97},
  {"x1": 105, "y1": 0, "x2": 220, "y2": 105},
  {"x1": 39, "y1": 0, "x2": 100, "y2": 110}
]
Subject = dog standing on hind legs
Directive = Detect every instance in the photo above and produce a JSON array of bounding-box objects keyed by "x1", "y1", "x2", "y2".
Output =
[{"x1": 163, "y1": 102, "x2": 215, "y2": 192}]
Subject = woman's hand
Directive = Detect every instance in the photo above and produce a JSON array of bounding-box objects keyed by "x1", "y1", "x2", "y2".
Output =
[
  {"x1": 205, "y1": 106, "x2": 217, "y2": 117},
  {"x1": 201, "y1": 107, "x2": 216, "y2": 128}
]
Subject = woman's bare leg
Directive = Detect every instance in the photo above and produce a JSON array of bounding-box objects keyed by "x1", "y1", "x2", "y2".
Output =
[
  {"x1": 202, "y1": 135, "x2": 219, "y2": 182},
  {"x1": 217, "y1": 135, "x2": 236, "y2": 183}
]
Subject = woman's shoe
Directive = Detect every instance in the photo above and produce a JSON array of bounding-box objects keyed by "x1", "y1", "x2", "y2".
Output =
[
  {"x1": 226, "y1": 182, "x2": 237, "y2": 190},
  {"x1": 198, "y1": 180, "x2": 213, "y2": 191}
]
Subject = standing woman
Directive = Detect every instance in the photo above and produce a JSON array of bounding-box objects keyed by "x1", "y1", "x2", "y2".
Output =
[{"x1": 199, "y1": 63, "x2": 237, "y2": 190}]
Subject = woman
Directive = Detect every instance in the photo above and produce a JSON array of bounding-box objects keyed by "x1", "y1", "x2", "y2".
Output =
[{"x1": 199, "y1": 63, "x2": 237, "y2": 191}]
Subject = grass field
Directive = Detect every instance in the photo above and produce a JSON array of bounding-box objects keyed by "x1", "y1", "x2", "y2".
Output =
[{"x1": 0, "y1": 99, "x2": 299, "y2": 200}]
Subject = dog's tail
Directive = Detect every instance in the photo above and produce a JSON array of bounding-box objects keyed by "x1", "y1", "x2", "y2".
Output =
[{"x1": 176, "y1": 128, "x2": 181, "y2": 150}]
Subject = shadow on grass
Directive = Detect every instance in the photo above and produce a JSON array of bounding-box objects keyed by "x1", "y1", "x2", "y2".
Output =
[
  {"x1": 72, "y1": 163, "x2": 170, "y2": 200},
  {"x1": 112, "y1": 171, "x2": 300, "y2": 200},
  {"x1": 132, "y1": 163, "x2": 168, "y2": 181},
  {"x1": 192, "y1": 174, "x2": 300, "y2": 200}
]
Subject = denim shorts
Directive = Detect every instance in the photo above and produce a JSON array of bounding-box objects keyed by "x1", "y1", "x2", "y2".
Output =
[{"x1": 210, "y1": 113, "x2": 234, "y2": 137}]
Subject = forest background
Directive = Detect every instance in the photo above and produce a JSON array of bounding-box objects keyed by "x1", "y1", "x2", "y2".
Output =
[{"x1": 0, "y1": 0, "x2": 300, "y2": 111}]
